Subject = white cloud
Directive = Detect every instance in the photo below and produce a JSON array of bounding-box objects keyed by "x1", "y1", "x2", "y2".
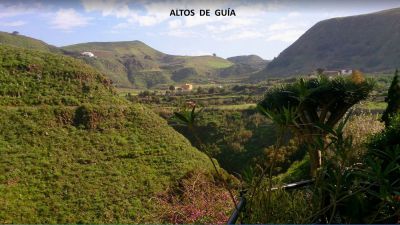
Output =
[
  {"x1": 51, "y1": 8, "x2": 91, "y2": 30},
  {"x1": 266, "y1": 29, "x2": 305, "y2": 42},
  {"x1": 113, "y1": 22, "x2": 130, "y2": 29},
  {"x1": 0, "y1": 3, "x2": 38, "y2": 18},
  {"x1": 288, "y1": 11, "x2": 301, "y2": 17},
  {"x1": 164, "y1": 29, "x2": 199, "y2": 38},
  {"x1": 224, "y1": 30, "x2": 265, "y2": 41},
  {"x1": 79, "y1": 0, "x2": 331, "y2": 44},
  {"x1": 82, "y1": 0, "x2": 170, "y2": 27},
  {"x1": 269, "y1": 21, "x2": 297, "y2": 31},
  {"x1": 0, "y1": 20, "x2": 26, "y2": 27},
  {"x1": 168, "y1": 19, "x2": 182, "y2": 29}
]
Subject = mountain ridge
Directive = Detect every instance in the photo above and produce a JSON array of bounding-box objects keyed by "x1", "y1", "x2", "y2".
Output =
[
  {"x1": 0, "y1": 31, "x2": 267, "y2": 87},
  {"x1": 256, "y1": 7, "x2": 400, "y2": 79}
]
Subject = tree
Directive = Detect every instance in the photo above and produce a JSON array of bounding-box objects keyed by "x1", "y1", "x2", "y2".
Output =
[
  {"x1": 213, "y1": 53, "x2": 217, "y2": 57},
  {"x1": 258, "y1": 75, "x2": 374, "y2": 177},
  {"x1": 381, "y1": 69, "x2": 400, "y2": 127},
  {"x1": 169, "y1": 85, "x2": 176, "y2": 91},
  {"x1": 350, "y1": 69, "x2": 365, "y2": 84},
  {"x1": 208, "y1": 87, "x2": 216, "y2": 94},
  {"x1": 12, "y1": 31, "x2": 19, "y2": 35}
]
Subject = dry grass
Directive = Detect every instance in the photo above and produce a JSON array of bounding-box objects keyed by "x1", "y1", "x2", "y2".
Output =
[
  {"x1": 344, "y1": 112, "x2": 384, "y2": 159},
  {"x1": 156, "y1": 170, "x2": 234, "y2": 224}
]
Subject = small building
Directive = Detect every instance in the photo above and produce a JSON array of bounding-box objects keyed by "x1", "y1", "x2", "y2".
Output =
[
  {"x1": 81, "y1": 52, "x2": 96, "y2": 58},
  {"x1": 340, "y1": 69, "x2": 353, "y2": 75},
  {"x1": 181, "y1": 83, "x2": 193, "y2": 91}
]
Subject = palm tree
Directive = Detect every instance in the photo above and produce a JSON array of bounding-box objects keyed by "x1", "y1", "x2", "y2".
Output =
[{"x1": 258, "y1": 75, "x2": 374, "y2": 177}]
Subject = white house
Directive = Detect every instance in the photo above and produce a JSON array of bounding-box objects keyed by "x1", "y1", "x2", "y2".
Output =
[
  {"x1": 81, "y1": 52, "x2": 96, "y2": 58},
  {"x1": 340, "y1": 69, "x2": 353, "y2": 75}
]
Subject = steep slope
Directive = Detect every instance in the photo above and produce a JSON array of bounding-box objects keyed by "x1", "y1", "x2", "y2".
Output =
[
  {"x1": 261, "y1": 8, "x2": 400, "y2": 78},
  {"x1": 0, "y1": 45, "x2": 218, "y2": 223},
  {"x1": 221, "y1": 55, "x2": 269, "y2": 78},
  {"x1": 0, "y1": 31, "x2": 61, "y2": 54},
  {"x1": 62, "y1": 42, "x2": 233, "y2": 88}
]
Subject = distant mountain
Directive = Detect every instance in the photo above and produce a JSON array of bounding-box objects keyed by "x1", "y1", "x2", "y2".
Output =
[
  {"x1": 227, "y1": 55, "x2": 267, "y2": 67},
  {"x1": 0, "y1": 31, "x2": 61, "y2": 54},
  {"x1": 62, "y1": 41, "x2": 234, "y2": 88},
  {"x1": 221, "y1": 55, "x2": 269, "y2": 78},
  {"x1": 257, "y1": 8, "x2": 400, "y2": 79},
  {"x1": 0, "y1": 31, "x2": 265, "y2": 87}
]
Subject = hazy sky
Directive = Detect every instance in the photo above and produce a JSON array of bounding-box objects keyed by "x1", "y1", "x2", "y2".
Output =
[{"x1": 1, "y1": 0, "x2": 400, "y2": 59}]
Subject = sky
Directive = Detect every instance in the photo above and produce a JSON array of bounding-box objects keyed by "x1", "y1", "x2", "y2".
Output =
[{"x1": 1, "y1": 0, "x2": 400, "y2": 59}]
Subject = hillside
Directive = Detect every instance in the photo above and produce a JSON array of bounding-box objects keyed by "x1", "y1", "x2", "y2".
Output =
[
  {"x1": 258, "y1": 8, "x2": 400, "y2": 78},
  {"x1": 0, "y1": 32, "x2": 264, "y2": 88},
  {"x1": 0, "y1": 31, "x2": 61, "y2": 54},
  {"x1": 222, "y1": 55, "x2": 269, "y2": 78},
  {"x1": 62, "y1": 42, "x2": 233, "y2": 88},
  {"x1": 0, "y1": 45, "x2": 221, "y2": 223}
]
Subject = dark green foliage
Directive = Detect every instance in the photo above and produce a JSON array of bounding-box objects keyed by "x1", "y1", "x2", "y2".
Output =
[
  {"x1": 170, "y1": 108, "x2": 304, "y2": 175},
  {"x1": 171, "y1": 67, "x2": 198, "y2": 82},
  {"x1": 316, "y1": 113, "x2": 400, "y2": 223},
  {"x1": 222, "y1": 55, "x2": 269, "y2": 78},
  {"x1": 258, "y1": 75, "x2": 374, "y2": 175},
  {"x1": 245, "y1": 112, "x2": 399, "y2": 224},
  {"x1": 382, "y1": 69, "x2": 400, "y2": 127}
]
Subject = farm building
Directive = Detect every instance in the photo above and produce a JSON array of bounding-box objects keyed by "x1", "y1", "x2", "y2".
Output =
[{"x1": 181, "y1": 83, "x2": 193, "y2": 91}]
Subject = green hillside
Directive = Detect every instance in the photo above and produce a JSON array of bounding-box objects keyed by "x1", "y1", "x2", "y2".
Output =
[
  {"x1": 223, "y1": 55, "x2": 269, "y2": 78},
  {"x1": 63, "y1": 42, "x2": 233, "y2": 88},
  {"x1": 257, "y1": 8, "x2": 400, "y2": 78},
  {"x1": 0, "y1": 45, "x2": 218, "y2": 223},
  {"x1": 0, "y1": 31, "x2": 61, "y2": 54}
]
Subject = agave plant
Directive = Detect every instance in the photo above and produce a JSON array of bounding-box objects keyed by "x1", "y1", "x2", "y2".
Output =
[
  {"x1": 258, "y1": 75, "x2": 374, "y2": 176},
  {"x1": 172, "y1": 103, "x2": 202, "y2": 131},
  {"x1": 171, "y1": 103, "x2": 239, "y2": 210}
]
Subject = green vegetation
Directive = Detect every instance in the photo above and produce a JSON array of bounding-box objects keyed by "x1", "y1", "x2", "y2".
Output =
[
  {"x1": 382, "y1": 69, "x2": 400, "y2": 126},
  {"x1": 0, "y1": 45, "x2": 117, "y2": 106},
  {"x1": 0, "y1": 45, "x2": 227, "y2": 223},
  {"x1": 0, "y1": 31, "x2": 269, "y2": 88},
  {"x1": 258, "y1": 74, "x2": 374, "y2": 176},
  {"x1": 1, "y1": 22, "x2": 399, "y2": 224},
  {"x1": 0, "y1": 31, "x2": 61, "y2": 54},
  {"x1": 62, "y1": 41, "x2": 238, "y2": 88},
  {"x1": 241, "y1": 75, "x2": 398, "y2": 223}
]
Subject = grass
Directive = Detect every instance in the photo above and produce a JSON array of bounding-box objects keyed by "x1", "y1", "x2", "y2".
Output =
[
  {"x1": 0, "y1": 45, "x2": 221, "y2": 223},
  {"x1": 358, "y1": 101, "x2": 387, "y2": 110},
  {"x1": 116, "y1": 88, "x2": 144, "y2": 96},
  {"x1": 0, "y1": 105, "x2": 214, "y2": 223},
  {"x1": 207, "y1": 103, "x2": 256, "y2": 110},
  {"x1": 0, "y1": 45, "x2": 118, "y2": 106},
  {"x1": 0, "y1": 31, "x2": 61, "y2": 54},
  {"x1": 181, "y1": 55, "x2": 233, "y2": 69},
  {"x1": 62, "y1": 42, "x2": 235, "y2": 88}
]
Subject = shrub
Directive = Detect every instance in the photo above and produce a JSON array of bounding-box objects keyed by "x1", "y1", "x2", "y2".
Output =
[{"x1": 157, "y1": 170, "x2": 233, "y2": 224}]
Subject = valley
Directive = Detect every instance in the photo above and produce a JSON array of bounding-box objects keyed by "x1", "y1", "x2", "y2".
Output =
[{"x1": 1, "y1": 4, "x2": 400, "y2": 224}]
